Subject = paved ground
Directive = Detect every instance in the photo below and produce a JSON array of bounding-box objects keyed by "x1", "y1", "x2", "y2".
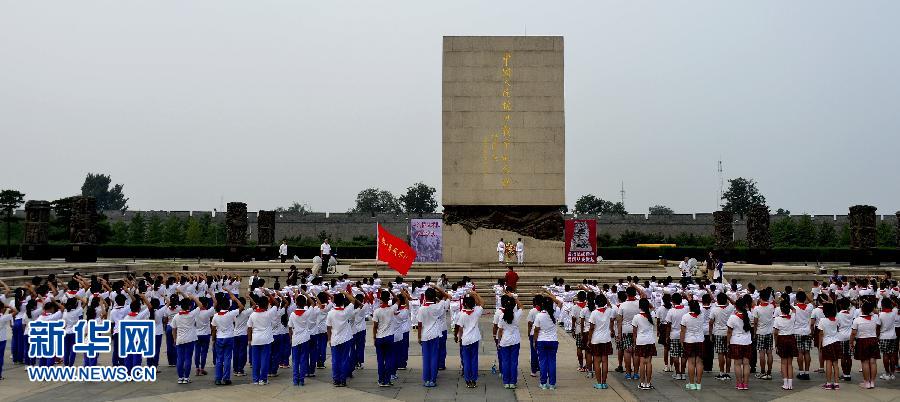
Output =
[{"x1": 1, "y1": 317, "x2": 897, "y2": 402}]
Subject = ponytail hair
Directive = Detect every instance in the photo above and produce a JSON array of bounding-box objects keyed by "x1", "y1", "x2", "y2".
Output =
[
  {"x1": 540, "y1": 298, "x2": 556, "y2": 324},
  {"x1": 736, "y1": 298, "x2": 751, "y2": 332},
  {"x1": 502, "y1": 297, "x2": 515, "y2": 325},
  {"x1": 662, "y1": 293, "x2": 672, "y2": 310},
  {"x1": 688, "y1": 300, "x2": 700, "y2": 315},
  {"x1": 638, "y1": 298, "x2": 652, "y2": 318}
]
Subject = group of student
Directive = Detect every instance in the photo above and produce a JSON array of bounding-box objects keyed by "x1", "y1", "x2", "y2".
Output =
[{"x1": 539, "y1": 274, "x2": 899, "y2": 391}]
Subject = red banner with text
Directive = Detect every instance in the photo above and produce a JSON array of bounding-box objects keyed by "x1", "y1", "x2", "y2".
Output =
[{"x1": 564, "y1": 219, "x2": 597, "y2": 263}]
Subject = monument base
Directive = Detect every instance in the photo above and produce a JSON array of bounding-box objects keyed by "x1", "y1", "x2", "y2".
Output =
[
  {"x1": 443, "y1": 224, "x2": 563, "y2": 263},
  {"x1": 224, "y1": 245, "x2": 249, "y2": 262},
  {"x1": 850, "y1": 248, "x2": 880, "y2": 266},
  {"x1": 745, "y1": 249, "x2": 773, "y2": 265},
  {"x1": 65, "y1": 244, "x2": 97, "y2": 263},
  {"x1": 21, "y1": 244, "x2": 51, "y2": 260},
  {"x1": 256, "y1": 245, "x2": 276, "y2": 262}
]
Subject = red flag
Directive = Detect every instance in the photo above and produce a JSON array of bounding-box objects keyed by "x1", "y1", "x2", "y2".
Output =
[{"x1": 377, "y1": 224, "x2": 416, "y2": 276}]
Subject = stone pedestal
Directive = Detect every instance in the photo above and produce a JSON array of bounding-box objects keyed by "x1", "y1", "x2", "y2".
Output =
[
  {"x1": 849, "y1": 205, "x2": 878, "y2": 266},
  {"x1": 746, "y1": 205, "x2": 772, "y2": 265},
  {"x1": 443, "y1": 224, "x2": 564, "y2": 263},
  {"x1": 713, "y1": 211, "x2": 734, "y2": 260},
  {"x1": 66, "y1": 196, "x2": 97, "y2": 263},
  {"x1": 224, "y1": 202, "x2": 248, "y2": 262},
  {"x1": 22, "y1": 200, "x2": 51, "y2": 260}
]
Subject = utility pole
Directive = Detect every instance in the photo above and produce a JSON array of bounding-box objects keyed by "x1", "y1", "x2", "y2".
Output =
[
  {"x1": 717, "y1": 159, "x2": 724, "y2": 209},
  {"x1": 620, "y1": 181, "x2": 626, "y2": 209}
]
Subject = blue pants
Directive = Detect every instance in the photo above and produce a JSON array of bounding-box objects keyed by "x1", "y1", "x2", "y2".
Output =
[
  {"x1": 147, "y1": 334, "x2": 162, "y2": 367},
  {"x1": 112, "y1": 335, "x2": 122, "y2": 366},
  {"x1": 215, "y1": 337, "x2": 234, "y2": 381},
  {"x1": 24, "y1": 335, "x2": 35, "y2": 366},
  {"x1": 269, "y1": 334, "x2": 284, "y2": 375},
  {"x1": 306, "y1": 334, "x2": 317, "y2": 376},
  {"x1": 331, "y1": 341, "x2": 352, "y2": 383},
  {"x1": 251, "y1": 343, "x2": 271, "y2": 383},
  {"x1": 63, "y1": 333, "x2": 77, "y2": 366},
  {"x1": 353, "y1": 331, "x2": 366, "y2": 367},
  {"x1": 499, "y1": 343, "x2": 520, "y2": 385},
  {"x1": 291, "y1": 341, "x2": 309, "y2": 385},
  {"x1": 314, "y1": 333, "x2": 327, "y2": 365},
  {"x1": 0, "y1": 340, "x2": 5, "y2": 377},
  {"x1": 176, "y1": 342, "x2": 195, "y2": 379},
  {"x1": 124, "y1": 353, "x2": 141, "y2": 372},
  {"x1": 394, "y1": 332, "x2": 409, "y2": 371},
  {"x1": 165, "y1": 326, "x2": 176, "y2": 365},
  {"x1": 233, "y1": 335, "x2": 248, "y2": 374},
  {"x1": 460, "y1": 341, "x2": 479, "y2": 382},
  {"x1": 12, "y1": 318, "x2": 24, "y2": 363},
  {"x1": 84, "y1": 354, "x2": 98, "y2": 366},
  {"x1": 280, "y1": 334, "x2": 290, "y2": 366},
  {"x1": 194, "y1": 334, "x2": 210, "y2": 369},
  {"x1": 536, "y1": 340, "x2": 558, "y2": 386},
  {"x1": 374, "y1": 336, "x2": 394, "y2": 385},
  {"x1": 438, "y1": 331, "x2": 447, "y2": 369},
  {"x1": 421, "y1": 338, "x2": 440, "y2": 384},
  {"x1": 528, "y1": 335, "x2": 539, "y2": 374}
]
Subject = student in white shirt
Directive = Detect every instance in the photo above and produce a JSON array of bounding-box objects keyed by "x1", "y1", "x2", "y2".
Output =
[
  {"x1": 497, "y1": 238, "x2": 506, "y2": 263},
  {"x1": 751, "y1": 288, "x2": 776, "y2": 380},
  {"x1": 877, "y1": 298, "x2": 897, "y2": 380},
  {"x1": 417, "y1": 286, "x2": 450, "y2": 387},
  {"x1": 326, "y1": 289, "x2": 360, "y2": 387},
  {"x1": 497, "y1": 293, "x2": 524, "y2": 389},
  {"x1": 773, "y1": 300, "x2": 798, "y2": 390},
  {"x1": 61, "y1": 297, "x2": 84, "y2": 367},
  {"x1": 710, "y1": 292, "x2": 734, "y2": 380},
  {"x1": 350, "y1": 293, "x2": 368, "y2": 371},
  {"x1": 211, "y1": 291, "x2": 243, "y2": 385},
  {"x1": 665, "y1": 292, "x2": 688, "y2": 380},
  {"x1": 311, "y1": 291, "x2": 332, "y2": 373},
  {"x1": 247, "y1": 295, "x2": 277, "y2": 385},
  {"x1": 532, "y1": 294, "x2": 562, "y2": 389},
  {"x1": 232, "y1": 296, "x2": 253, "y2": 377},
  {"x1": 454, "y1": 290, "x2": 484, "y2": 388},
  {"x1": 392, "y1": 292, "x2": 411, "y2": 373},
  {"x1": 527, "y1": 295, "x2": 543, "y2": 378},
  {"x1": 631, "y1": 298, "x2": 657, "y2": 390},
  {"x1": 850, "y1": 301, "x2": 881, "y2": 389},
  {"x1": 287, "y1": 294, "x2": 318, "y2": 386},
  {"x1": 0, "y1": 300, "x2": 19, "y2": 380},
  {"x1": 792, "y1": 291, "x2": 814, "y2": 380},
  {"x1": 515, "y1": 238, "x2": 525, "y2": 264},
  {"x1": 193, "y1": 295, "x2": 216, "y2": 377},
  {"x1": 588, "y1": 293, "x2": 615, "y2": 389},
  {"x1": 681, "y1": 300, "x2": 706, "y2": 390},
  {"x1": 727, "y1": 297, "x2": 753, "y2": 390},
  {"x1": 372, "y1": 290, "x2": 398, "y2": 387},
  {"x1": 817, "y1": 303, "x2": 841, "y2": 389},
  {"x1": 172, "y1": 293, "x2": 201, "y2": 384}
]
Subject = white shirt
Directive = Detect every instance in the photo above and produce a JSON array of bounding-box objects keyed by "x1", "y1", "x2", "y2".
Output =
[
  {"x1": 62, "y1": 307, "x2": 83, "y2": 335},
  {"x1": 710, "y1": 304, "x2": 734, "y2": 336},
  {"x1": 589, "y1": 307, "x2": 614, "y2": 344},
  {"x1": 681, "y1": 313, "x2": 705, "y2": 343},
  {"x1": 497, "y1": 241, "x2": 505, "y2": 253},
  {"x1": 320, "y1": 243, "x2": 332, "y2": 255},
  {"x1": 836, "y1": 309, "x2": 857, "y2": 341},
  {"x1": 248, "y1": 307, "x2": 276, "y2": 345},
  {"x1": 279, "y1": 243, "x2": 288, "y2": 256},
  {"x1": 879, "y1": 309, "x2": 897, "y2": 340},
  {"x1": 817, "y1": 317, "x2": 840, "y2": 346},
  {"x1": 666, "y1": 305, "x2": 688, "y2": 338},
  {"x1": 515, "y1": 241, "x2": 524, "y2": 253},
  {"x1": 631, "y1": 313, "x2": 655, "y2": 345},
  {"x1": 326, "y1": 304, "x2": 356, "y2": 346},
  {"x1": 372, "y1": 304, "x2": 398, "y2": 339},
  {"x1": 0, "y1": 312, "x2": 12, "y2": 342},
  {"x1": 773, "y1": 314, "x2": 796, "y2": 336},
  {"x1": 172, "y1": 309, "x2": 199, "y2": 345},
  {"x1": 456, "y1": 306, "x2": 483, "y2": 346},
  {"x1": 533, "y1": 311, "x2": 558, "y2": 342},
  {"x1": 727, "y1": 313, "x2": 752, "y2": 345},
  {"x1": 392, "y1": 307, "x2": 410, "y2": 341},
  {"x1": 618, "y1": 298, "x2": 640, "y2": 332},
  {"x1": 851, "y1": 315, "x2": 880, "y2": 339},
  {"x1": 211, "y1": 309, "x2": 240, "y2": 339},
  {"x1": 792, "y1": 303, "x2": 814, "y2": 335},
  {"x1": 498, "y1": 308, "x2": 523, "y2": 347},
  {"x1": 751, "y1": 302, "x2": 776, "y2": 335},
  {"x1": 417, "y1": 300, "x2": 449, "y2": 342},
  {"x1": 288, "y1": 308, "x2": 314, "y2": 346},
  {"x1": 527, "y1": 308, "x2": 540, "y2": 336},
  {"x1": 234, "y1": 307, "x2": 253, "y2": 336},
  {"x1": 195, "y1": 308, "x2": 215, "y2": 336}
]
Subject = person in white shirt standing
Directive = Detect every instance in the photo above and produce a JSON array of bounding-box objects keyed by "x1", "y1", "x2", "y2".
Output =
[
  {"x1": 515, "y1": 238, "x2": 525, "y2": 265},
  {"x1": 247, "y1": 296, "x2": 276, "y2": 385},
  {"x1": 850, "y1": 300, "x2": 881, "y2": 389},
  {"x1": 632, "y1": 298, "x2": 657, "y2": 390},
  {"x1": 680, "y1": 300, "x2": 706, "y2": 390},
  {"x1": 279, "y1": 240, "x2": 289, "y2": 263},
  {"x1": 727, "y1": 297, "x2": 754, "y2": 391},
  {"x1": 751, "y1": 288, "x2": 776, "y2": 380},
  {"x1": 372, "y1": 290, "x2": 398, "y2": 387},
  {"x1": 211, "y1": 291, "x2": 243, "y2": 385},
  {"x1": 877, "y1": 298, "x2": 897, "y2": 380},
  {"x1": 454, "y1": 290, "x2": 485, "y2": 388},
  {"x1": 172, "y1": 293, "x2": 202, "y2": 384},
  {"x1": 287, "y1": 294, "x2": 318, "y2": 386},
  {"x1": 497, "y1": 293, "x2": 524, "y2": 389},
  {"x1": 320, "y1": 239, "x2": 332, "y2": 274},
  {"x1": 326, "y1": 289, "x2": 360, "y2": 387},
  {"x1": 497, "y1": 238, "x2": 506, "y2": 263},
  {"x1": 817, "y1": 303, "x2": 842, "y2": 390},
  {"x1": 417, "y1": 285, "x2": 451, "y2": 387}
]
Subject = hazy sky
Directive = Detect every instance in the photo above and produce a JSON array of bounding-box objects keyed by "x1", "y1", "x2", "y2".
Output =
[{"x1": 2, "y1": 1, "x2": 899, "y2": 215}]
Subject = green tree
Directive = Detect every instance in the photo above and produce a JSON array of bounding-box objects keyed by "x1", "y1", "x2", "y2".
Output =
[
  {"x1": 573, "y1": 194, "x2": 627, "y2": 215},
  {"x1": 111, "y1": 221, "x2": 129, "y2": 244},
  {"x1": 146, "y1": 215, "x2": 163, "y2": 244},
  {"x1": 49, "y1": 196, "x2": 77, "y2": 242},
  {"x1": 876, "y1": 222, "x2": 896, "y2": 247},
  {"x1": 775, "y1": 208, "x2": 791, "y2": 216},
  {"x1": 648, "y1": 205, "x2": 673, "y2": 215},
  {"x1": 184, "y1": 217, "x2": 203, "y2": 244},
  {"x1": 80, "y1": 173, "x2": 129, "y2": 212},
  {"x1": 399, "y1": 182, "x2": 438, "y2": 214},
  {"x1": 162, "y1": 216, "x2": 184, "y2": 244},
  {"x1": 204, "y1": 221, "x2": 225, "y2": 244},
  {"x1": 350, "y1": 188, "x2": 402, "y2": 215},
  {"x1": 198, "y1": 214, "x2": 212, "y2": 241},
  {"x1": 721, "y1": 177, "x2": 766, "y2": 219},
  {"x1": 816, "y1": 221, "x2": 837, "y2": 247},
  {"x1": 838, "y1": 223, "x2": 851, "y2": 246},
  {"x1": 275, "y1": 202, "x2": 311, "y2": 214},
  {"x1": 770, "y1": 216, "x2": 796, "y2": 247},
  {"x1": 794, "y1": 214, "x2": 817, "y2": 247},
  {"x1": 0, "y1": 189, "x2": 25, "y2": 258},
  {"x1": 128, "y1": 213, "x2": 146, "y2": 244}
]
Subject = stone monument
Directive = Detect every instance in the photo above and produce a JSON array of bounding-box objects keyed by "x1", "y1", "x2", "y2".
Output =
[
  {"x1": 224, "y1": 202, "x2": 248, "y2": 262},
  {"x1": 896, "y1": 211, "x2": 900, "y2": 264},
  {"x1": 22, "y1": 200, "x2": 51, "y2": 260},
  {"x1": 746, "y1": 205, "x2": 772, "y2": 265},
  {"x1": 713, "y1": 211, "x2": 734, "y2": 259},
  {"x1": 256, "y1": 210, "x2": 276, "y2": 260},
  {"x1": 66, "y1": 196, "x2": 98, "y2": 262},
  {"x1": 442, "y1": 36, "x2": 565, "y2": 263},
  {"x1": 848, "y1": 205, "x2": 878, "y2": 266}
]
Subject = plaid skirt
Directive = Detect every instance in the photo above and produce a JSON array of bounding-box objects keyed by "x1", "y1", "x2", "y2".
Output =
[
  {"x1": 575, "y1": 332, "x2": 586, "y2": 348},
  {"x1": 878, "y1": 338, "x2": 897, "y2": 355},
  {"x1": 683, "y1": 341, "x2": 704, "y2": 358},
  {"x1": 615, "y1": 337, "x2": 626, "y2": 351},
  {"x1": 713, "y1": 335, "x2": 729, "y2": 354},
  {"x1": 590, "y1": 342, "x2": 613, "y2": 356},
  {"x1": 635, "y1": 344, "x2": 658, "y2": 358},
  {"x1": 821, "y1": 342, "x2": 842, "y2": 361},
  {"x1": 729, "y1": 344, "x2": 752, "y2": 360},
  {"x1": 842, "y1": 341, "x2": 852, "y2": 357},
  {"x1": 669, "y1": 339, "x2": 684, "y2": 357},
  {"x1": 854, "y1": 337, "x2": 881, "y2": 360},
  {"x1": 621, "y1": 333, "x2": 635, "y2": 351},
  {"x1": 776, "y1": 335, "x2": 798, "y2": 358},
  {"x1": 795, "y1": 334, "x2": 813, "y2": 351},
  {"x1": 756, "y1": 333, "x2": 774, "y2": 351},
  {"x1": 658, "y1": 323, "x2": 671, "y2": 346}
]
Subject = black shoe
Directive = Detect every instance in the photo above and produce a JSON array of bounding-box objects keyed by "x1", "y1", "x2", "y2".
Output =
[
  {"x1": 750, "y1": 367, "x2": 756, "y2": 374},
  {"x1": 215, "y1": 380, "x2": 222, "y2": 385},
  {"x1": 223, "y1": 380, "x2": 232, "y2": 385},
  {"x1": 614, "y1": 366, "x2": 624, "y2": 373}
]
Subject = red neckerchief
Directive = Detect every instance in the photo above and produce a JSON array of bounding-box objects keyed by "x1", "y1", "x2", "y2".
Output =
[
  {"x1": 689, "y1": 313, "x2": 699, "y2": 318},
  {"x1": 828, "y1": 317, "x2": 836, "y2": 321},
  {"x1": 422, "y1": 302, "x2": 434, "y2": 307},
  {"x1": 861, "y1": 315, "x2": 872, "y2": 320},
  {"x1": 128, "y1": 312, "x2": 138, "y2": 317},
  {"x1": 840, "y1": 310, "x2": 849, "y2": 314},
  {"x1": 92, "y1": 293, "x2": 100, "y2": 297},
  {"x1": 597, "y1": 307, "x2": 606, "y2": 313},
  {"x1": 626, "y1": 297, "x2": 637, "y2": 301},
  {"x1": 674, "y1": 305, "x2": 685, "y2": 310},
  {"x1": 179, "y1": 310, "x2": 190, "y2": 315},
  {"x1": 380, "y1": 303, "x2": 389, "y2": 309},
  {"x1": 463, "y1": 309, "x2": 474, "y2": 315},
  {"x1": 535, "y1": 306, "x2": 542, "y2": 312},
  {"x1": 717, "y1": 304, "x2": 727, "y2": 308},
  {"x1": 254, "y1": 308, "x2": 265, "y2": 313},
  {"x1": 735, "y1": 312, "x2": 745, "y2": 319},
  {"x1": 294, "y1": 309, "x2": 305, "y2": 316},
  {"x1": 796, "y1": 303, "x2": 807, "y2": 310},
  {"x1": 218, "y1": 310, "x2": 229, "y2": 316},
  {"x1": 67, "y1": 290, "x2": 78, "y2": 295},
  {"x1": 758, "y1": 302, "x2": 769, "y2": 307},
  {"x1": 639, "y1": 312, "x2": 650, "y2": 319},
  {"x1": 398, "y1": 305, "x2": 407, "y2": 310},
  {"x1": 575, "y1": 302, "x2": 586, "y2": 309},
  {"x1": 882, "y1": 308, "x2": 894, "y2": 313},
  {"x1": 334, "y1": 307, "x2": 345, "y2": 311},
  {"x1": 781, "y1": 314, "x2": 791, "y2": 319}
]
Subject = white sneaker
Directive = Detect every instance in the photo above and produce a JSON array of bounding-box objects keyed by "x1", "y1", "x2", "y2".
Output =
[{"x1": 879, "y1": 373, "x2": 891, "y2": 380}]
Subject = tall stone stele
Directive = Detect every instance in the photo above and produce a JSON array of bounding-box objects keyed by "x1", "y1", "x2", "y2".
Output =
[
  {"x1": 848, "y1": 205, "x2": 878, "y2": 266},
  {"x1": 746, "y1": 204, "x2": 772, "y2": 265},
  {"x1": 256, "y1": 210, "x2": 276, "y2": 261},
  {"x1": 22, "y1": 200, "x2": 51, "y2": 260},
  {"x1": 713, "y1": 211, "x2": 734, "y2": 259},
  {"x1": 224, "y1": 202, "x2": 248, "y2": 262},
  {"x1": 896, "y1": 211, "x2": 900, "y2": 264},
  {"x1": 66, "y1": 196, "x2": 98, "y2": 263}
]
